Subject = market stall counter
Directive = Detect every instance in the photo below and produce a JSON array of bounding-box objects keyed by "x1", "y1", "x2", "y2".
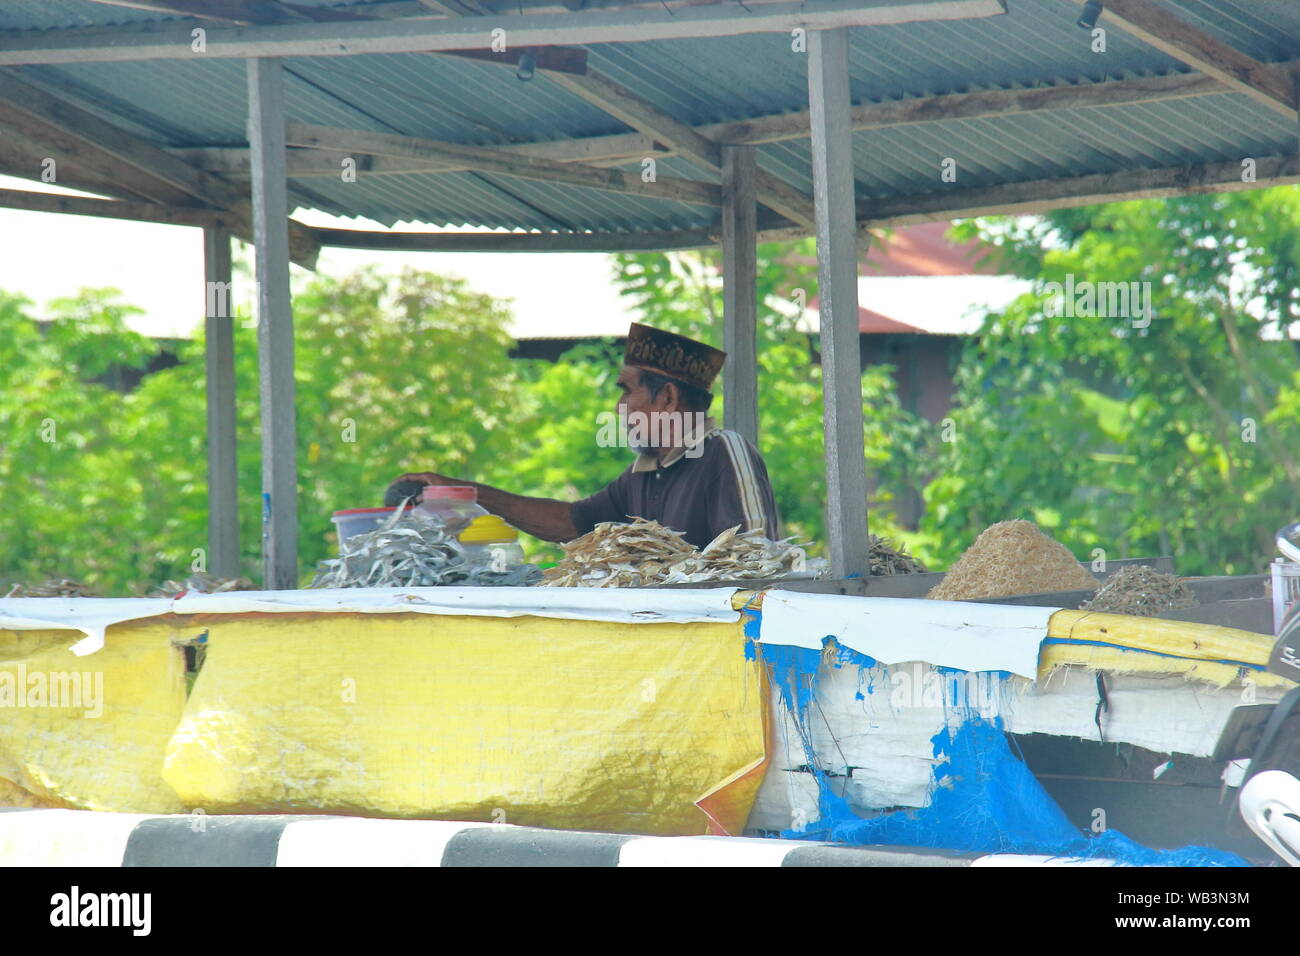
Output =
[{"x1": 0, "y1": 587, "x2": 1291, "y2": 865}]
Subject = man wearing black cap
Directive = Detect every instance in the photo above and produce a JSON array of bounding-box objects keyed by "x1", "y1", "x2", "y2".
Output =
[{"x1": 392, "y1": 323, "x2": 780, "y2": 549}]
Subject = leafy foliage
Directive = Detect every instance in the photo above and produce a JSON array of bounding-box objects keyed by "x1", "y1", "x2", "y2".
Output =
[
  {"x1": 0, "y1": 270, "x2": 522, "y2": 592},
  {"x1": 931, "y1": 189, "x2": 1300, "y2": 574}
]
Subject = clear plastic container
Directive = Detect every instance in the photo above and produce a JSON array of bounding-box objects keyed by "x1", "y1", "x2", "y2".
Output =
[
  {"x1": 331, "y1": 505, "x2": 414, "y2": 548},
  {"x1": 419, "y1": 485, "x2": 488, "y2": 535},
  {"x1": 460, "y1": 514, "x2": 526, "y2": 572}
]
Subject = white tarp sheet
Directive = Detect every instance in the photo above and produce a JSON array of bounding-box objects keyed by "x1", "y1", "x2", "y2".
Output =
[
  {"x1": 0, "y1": 598, "x2": 175, "y2": 657},
  {"x1": 0, "y1": 588, "x2": 1057, "y2": 668},
  {"x1": 758, "y1": 591, "x2": 1059, "y2": 679},
  {"x1": 0, "y1": 587, "x2": 744, "y2": 655}
]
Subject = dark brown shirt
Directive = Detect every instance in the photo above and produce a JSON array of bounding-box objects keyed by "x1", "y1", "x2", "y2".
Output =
[{"x1": 570, "y1": 419, "x2": 781, "y2": 548}]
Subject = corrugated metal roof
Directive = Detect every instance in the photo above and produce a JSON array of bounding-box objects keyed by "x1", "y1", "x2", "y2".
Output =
[
  {"x1": 0, "y1": 0, "x2": 1295, "y2": 237},
  {"x1": 1156, "y1": 0, "x2": 1300, "y2": 62},
  {"x1": 0, "y1": 0, "x2": 369, "y2": 31}
]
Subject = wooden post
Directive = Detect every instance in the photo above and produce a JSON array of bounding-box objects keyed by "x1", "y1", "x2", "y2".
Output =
[
  {"x1": 247, "y1": 58, "x2": 298, "y2": 590},
  {"x1": 808, "y1": 28, "x2": 870, "y2": 578},
  {"x1": 721, "y1": 144, "x2": 759, "y2": 444},
  {"x1": 203, "y1": 224, "x2": 239, "y2": 579}
]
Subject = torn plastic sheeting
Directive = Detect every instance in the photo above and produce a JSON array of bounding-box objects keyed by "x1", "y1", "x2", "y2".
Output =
[
  {"x1": 1005, "y1": 666, "x2": 1288, "y2": 756},
  {"x1": 784, "y1": 714, "x2": 1249, "y2": 867},
  {"x1": 749, "y1": 633, "x2": 1250, "y2": 866},
  {"x1": 757, "y1": 592, "x2": 1057, "y2": 679}
]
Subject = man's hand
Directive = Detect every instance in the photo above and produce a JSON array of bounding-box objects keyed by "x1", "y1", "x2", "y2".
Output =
[
  {"x1": 390, "y1": 473, "x2": 580, "y2": 542},
  {"x1": 395, "y1": 471, "x2": 455, "y2": 486},
  {"x1": 386, "y1": 472, "x2": 459, "y2": 508}
]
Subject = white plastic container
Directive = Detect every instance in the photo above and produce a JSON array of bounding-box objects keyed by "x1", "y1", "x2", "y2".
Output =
[
  {"x1": 1273, "y1": 523, "x2": 1300, "y2": 634},
  {"x1": 1271, "y1": 558, "x2": 1300, "y2": 635}
]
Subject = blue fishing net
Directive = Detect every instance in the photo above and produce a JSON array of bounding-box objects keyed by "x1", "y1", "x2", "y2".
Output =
[{"x1": 747, "y1": 630, "x2": 1248, "y2": 867}]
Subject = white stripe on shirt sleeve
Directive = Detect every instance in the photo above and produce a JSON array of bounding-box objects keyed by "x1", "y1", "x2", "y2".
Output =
[{"x1": 717, "y1": 430, "x2": 769, "y2": 535}]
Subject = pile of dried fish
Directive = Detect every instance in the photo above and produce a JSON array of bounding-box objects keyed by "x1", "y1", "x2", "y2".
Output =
[
  {"x1": 310, "y1": 507, "x2": 540, "y2": 589},
  {"x1": 5, "y1": 578, "x2": 99, "y2": 598},
  {"x1": 1080, "y1": 564, "x2": 1199, "y2": 618},
  {"x1": 542, "y1": 517, "x2": 820, "y2": 587},
  {"x1": 662, "y1": 525, "x2": 818, "y2": 584},
  {"x1": 465, "y1": 563, "x2": 543, "y2": 587},
  {"x1": 868, "y1": 534, "x2": 926, "y2": 575},
  {"x1": 541, "y1": 518, "x2": 694, "y2": 588},
  {"x1": 147, "y1": 573, "x2": 257, "y2": 597}
]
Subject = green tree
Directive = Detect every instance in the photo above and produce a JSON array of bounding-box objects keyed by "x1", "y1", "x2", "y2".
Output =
[
  {"x1": 290, "y1": 266, "x2": 520, "y2": 569},
  {"x1": 928, "y1": 188, "x2": 1300, "y2": 575},
  {"x1": 0, "y1": 269, "x2": 525, "y2": 594},
  {"x1": 0, "y1": 289, "x2": 157, "y2": 589}
]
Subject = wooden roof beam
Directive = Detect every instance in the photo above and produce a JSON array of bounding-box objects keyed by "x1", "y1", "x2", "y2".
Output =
[
  {"x1": 859, "y1": 153, "x2": 1300, "y2": 227},
  {"x1": 83, "y1": 0, "x2": 371, "y2": 24},
  {"x1": 0, "y1": 0, "x2": 1009, "y2": 65},
  {"x1": 315, "y1": 224, "x2": 722, "y2": 252},
  {"x1": 442, "y1": 45, "x2": 589, "y2": 75},
  {"x1": 418, "y1": 0, "x2": 811, "y2": 225},
  {"x1": 313, "y1": 214, "x2": 810, "y2": 252},
  {"x1": 541, "y1": 68, "x2": 817, "y2": 230},
  {"x1": 0, "y1": 185, "x2": 239, "y2": 228},
  {"x1": 177, "y1": 72, "x2": 1228, "y2": 180},
  {"x1": 717, "y1": 70, "x2": 1232, "y2": 144},
  {"x1": 0, "y1": 71, "x2": 320, "y2": 267},
  {"x1": 0, "y1": 121, "x2": 187, "y2": 204},
  {"x1": 6, "y1": 154, "x2": 1289, "y2": 253},
  {"x1": 1096, "y1": 0, "x2": 1297, "y2": 120},
  {"x1": 285, "y1": 122, "x2": 722, "y2": 206},
  {"x1": 303, "y1": 152, "x2": 1296, "y2": 251},
  {"x1": 0, "y1": 133, "x2": 164, "y2": 202}
]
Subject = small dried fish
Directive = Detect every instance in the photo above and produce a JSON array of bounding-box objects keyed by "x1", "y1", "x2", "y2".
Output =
[
  {"x1": 1080, "y1": 565, "x2": 1198, "y2": 617},
  {"x1": 541, "y1": 518, "x2": 824, "y2": 588},
  {"x1": 867, "y1": 534, "x2": 927, "y2": 575},
  {"x1": 5, "y1": 578, "x2": 99, "y2": 598},
  {"x1": 310, "y1": 507, "x2": 540, "y2": 589},
  {"x1": 148, "y1": 573, "x2": 257, "y2": 597}
]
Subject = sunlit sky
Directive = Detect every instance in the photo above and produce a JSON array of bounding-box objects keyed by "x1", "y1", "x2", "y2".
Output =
[
  {"x1": 0, "y1": 173, "x2": 1016, "y2": 340},
  {"x1": 0, "y1": 173, "x2": 639, "y2": 341}
]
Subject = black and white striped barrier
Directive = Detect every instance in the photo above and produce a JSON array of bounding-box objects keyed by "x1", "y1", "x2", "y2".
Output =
[{"x1": 0, "y1": 810, "x2": 1121, "y2": 867}]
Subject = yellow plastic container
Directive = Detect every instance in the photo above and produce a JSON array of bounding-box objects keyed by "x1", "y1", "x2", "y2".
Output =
[
  {"x1": 460, "y1": 514, "x2": 517, "y2": 543},
  {"x1": 460, "y1": 515, "x2": 525, "y2": 568}
]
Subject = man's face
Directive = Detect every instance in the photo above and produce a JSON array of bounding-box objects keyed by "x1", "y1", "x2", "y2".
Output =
[{"x1": 615, "y1": 366, "x2": 678, "y2": 454}]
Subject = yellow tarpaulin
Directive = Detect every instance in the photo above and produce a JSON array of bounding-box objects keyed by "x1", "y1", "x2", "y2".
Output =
[
  {"x1": 0, "y1": 622, "x2": 188, "y2": 813},
  {"x1": 163, "y1": 611, "x2": 766, "y2": 836}
]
